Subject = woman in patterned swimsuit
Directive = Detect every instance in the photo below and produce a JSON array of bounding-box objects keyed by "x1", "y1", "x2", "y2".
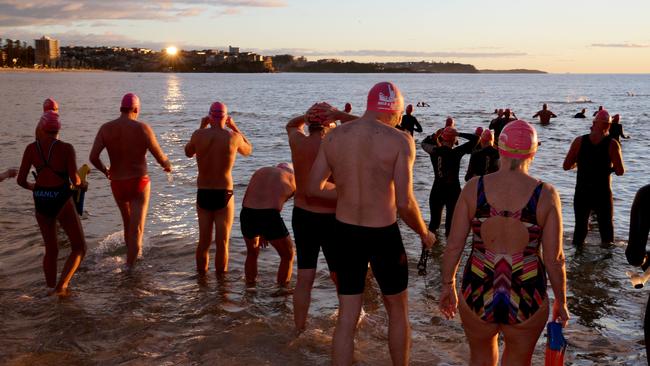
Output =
[{"x1": 439, "y1": 120, "x2": 569, "y2": 366}]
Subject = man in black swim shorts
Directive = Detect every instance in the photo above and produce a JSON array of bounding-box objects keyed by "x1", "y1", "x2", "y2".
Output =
[
  {"x1": 240, "y1": 163, "x2": 295, "y2": 287},
  {"x1": 185, "y1": 101, "x2": 252, "y2": 276},
  {"x1": 308, "y1": 82, "x2": 435, "y2": 365}
]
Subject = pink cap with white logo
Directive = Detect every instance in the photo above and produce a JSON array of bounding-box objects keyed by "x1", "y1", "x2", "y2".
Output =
[{"x1": 367, "y1": 82, "x2": 404, "y2": 113}]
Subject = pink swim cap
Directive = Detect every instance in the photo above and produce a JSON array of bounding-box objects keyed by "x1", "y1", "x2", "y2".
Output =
[
  {"x1": 344, "y1": 103, "x2": 352, "y2": 113},
  {"x1": 593, "y1": 109, "x2": 611, "y2": 123},
  {"x1": 121, "y1": 93, "x2": 140, "y2": 110},
  {"x1": 43, "y1": 98, "x2": 58, "y2": 112},
  {"x1": 209, "y1": 102, "x2": 228, "y2": 121},
  {"x1": 276, "y1": 162, "x2": 294, "y2": 174},
  {"x1": 367, "y1": 82, "x2": 404, "y2": 113},
  {"x1": 480, "y1": 129, "x2": 494, "y2": 143},
  {"x1": 445, "y1": 117, "x2": 455, "y2": 127},
  {"x1": 39, "y1": 111, "x2": 61, "y2": 132},
  {"x1": 498, "y1": 120, "x2": 538, "y2": 159},
  {"x1": 475, "y1": 126, "x2": 484, "y2": 136},
  {"x1": 441, "y1": 126, "x2": 458, "y2": 142},
  {"x1": 406, "y1": 104, "x2": 413, "y2": 115},
  {"x1": 306, "y1": 102, "x2": 336, "y2": 125}
]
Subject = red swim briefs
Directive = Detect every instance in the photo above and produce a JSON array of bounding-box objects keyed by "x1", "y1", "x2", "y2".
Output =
[{"x1": 110, "y1": 176, "x2": 150, "y2": 202}]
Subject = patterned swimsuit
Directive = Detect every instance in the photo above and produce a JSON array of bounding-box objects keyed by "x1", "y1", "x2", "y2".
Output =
[{"x1": 461, "y1": 176, "x2": 547, "y2": 325}]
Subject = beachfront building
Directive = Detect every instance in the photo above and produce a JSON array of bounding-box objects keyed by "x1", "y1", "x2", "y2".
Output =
[{"x1": 35, "y1": 36, "x2": 60, "y2": 67}]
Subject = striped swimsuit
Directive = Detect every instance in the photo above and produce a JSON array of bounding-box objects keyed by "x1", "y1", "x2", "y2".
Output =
[{"x1": 461, "y1": 176, "x2": 547, "y2": 325}]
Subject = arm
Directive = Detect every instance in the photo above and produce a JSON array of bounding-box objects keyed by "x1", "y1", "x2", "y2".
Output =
[
  {"x1": 285, "y1": 115, "x2": 306, "y2": 135},
  {"x1": 332, "y1": 110, "x2": 358, "y2": 123},
  {"x1": 226, "y1": 117, "x2": 252, "y2": 156},
  {"x1": 0, "y1": 169, "x2": 17, "y2": 182},
  {"x1": 145, "y1": 124, "x2": 172, "y2": 172},
  {"x1": 626, "y1": 186, "x2": 650, "y2": 267},
  {"x1": 621, "y1": 125, "x2": 630, "y2": 139},
  {"x1": 65, "y1": 144, "x2": 81, "y2": 186},
  {"x1": 457, "y1": 132, "x2": 479, "y2": 154},
  {"x1": 551, "y1": 112, "x2": 557, "y2": 118},
  {"x1": 307, "y1": 137, "x2": 337, "y2": 201},
  {"x1": 413, "y1": 117, "x2": 423, "y2": 133},
  {"x1": 89, "y1": 128, "x2": 109, "y2": 178},
  {"x1": 610, "y1": 139, "x2": 625, "y2": 176},
  {"x1": 421, "y1": 134, "x2": 437, "y2": 154},
  {"x1": 533, "y1": 111, "x2": 540, "y2": 118},
  {"x1": 17, "y1": 145, "x2": 34, "y2": 190},
  {"x1": 394, "y1": 136, "x2": 433, "y2": 245},
  {"x1": 539, "y1": 184, "x2": 569, "y2": 325},
  {"x1": 184, "y1": 132, "x2": 196, "y2": 158},
  {"x1": 562, "y1": 137, "x2": 581, "y2": 170},
  {"x1": 439, "y1": 178, "x2": 475, "y2": 319}
]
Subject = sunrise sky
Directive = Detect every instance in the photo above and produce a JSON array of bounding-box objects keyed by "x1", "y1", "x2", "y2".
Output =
[{"x1": 1, "y1": 0, "x2": 649, "y2": 73}]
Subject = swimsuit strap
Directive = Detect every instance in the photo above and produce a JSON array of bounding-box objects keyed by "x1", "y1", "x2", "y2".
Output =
[
  {"x1": 476, "y1": 176, "x2": 488, "y2": 208},
  {"x1": 35, "y1": 139, "x2": 59, "y2": 168}
]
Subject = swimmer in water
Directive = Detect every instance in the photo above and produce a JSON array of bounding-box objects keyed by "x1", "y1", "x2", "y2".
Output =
[
  {"x1": 593, "y1": 105, "x2": 603, "y2": 117},
  {"x1": 240, "y1": 163, "x2": 296, "y2": 287},
  {"x1": 609, "y1": 114, "x2": 630, "y2": 142},
  {"x1": 574, "y1": 108, "x2": 587, "y2": 119},
  {"x1": 308, "y1": 82, "x2": 435, "y2": 365},
  {"x1": 17, "y1": 111, "x2": 87, "y2": 295},
  {"x1": 532, "y1": 103, "x2": 557, "y2": 125},
  {"x1": 90, "y1": 93, "x2": 173, "y2": 268},
  {"x1": 184, "y1": 101, "x2": 252, "y2": 276},
  {"x1": 398, "y1": 104, "x2": 423, "y2": 136}
]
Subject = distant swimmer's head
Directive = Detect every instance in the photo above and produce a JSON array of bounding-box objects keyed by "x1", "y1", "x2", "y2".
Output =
[
  {"x1": 593, "y1": 109, "x2": 611, "y2": 124},
  {"x1": 39, "y1": 111, "x2": 61, "y2": 134},
  {"x1": 120, "y1": 93, "x2": 140, "y2": 114},
  {"x1": 497, "y1": 109, "x2": 504, "y2": 116},
  {"x1": 475, "y1": 126, "x2": 484, "y2": 136},
  {"x1": 306, "y1": 102, "x2": 337, "y2": 132},
  {"x1": 208, "y1": 101, "x2": 228, "y2": 123},
  {"x1": 480, "y1": 129, "x2": 494, "y2": 146},
  {"x1": 581, "y1": 108, "x2": 586, "y2": 114},
  {"x1": 276, "y1": 162, "x2": 294, "y2": 175},
  {"x1": 543, "y1": 103, "x2": 548, "y2": 110},
  {"x1": 504, "y1": 109, "x2": 512, "y2": 118},
  {"x1": 498, "y1": 120, "x2": 538, "y2": 160},
  {"x1": 406, "y1": 104, "x2": 413, "y2": 115},
  {"x1": 440, "y1": 126, "x2": 458, "y2": 145},
  {"x1": 366, "y1": 81, "x2": 404, "y2": 125},
  {"x1": 611, "y1": 114, "x2": 620, "y2": 124},
  {"x1": 344, "y1": 103, "x2": 352, "y2": 113},
  {"x1": 43, "y1": 98, "x2": 59, "y2": 113},
  {"x1": 445, "y1": 117, "x2": 455, "y2": 127}
]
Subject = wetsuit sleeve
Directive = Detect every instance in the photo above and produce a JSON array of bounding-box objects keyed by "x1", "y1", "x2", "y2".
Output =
[
  {"x1": 421, "y1": 135, "x2": 437, "y2": 155},
  {"x1": 456, "y1": 133, "x2": 479, "y2": 155},
  {"x1": 413, "y1": 117, "x2": 423, "y2": 133},
  {"x1": 626, "y1": 185, "x2": 650, "y2": 267}
]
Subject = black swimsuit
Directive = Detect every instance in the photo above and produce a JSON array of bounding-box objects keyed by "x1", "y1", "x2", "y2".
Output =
[{"x1": 32, "y1": 140, "x2": 72, "y2": 218}]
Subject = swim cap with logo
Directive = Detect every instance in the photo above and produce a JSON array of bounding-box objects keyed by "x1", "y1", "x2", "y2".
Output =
[
  {"x1": 498, "y1": 120, "x2": 538, "y2": 159},
  {"x1": 593, "y1": 109, "x2": 612, "y2": 123},
  {"x1": 39, "y1": 111, "x2": 61, "y2": 133},
  {"x1": 306, "y1": 102, "x2": 336, "y2": 125},
  {"x1": 121, "y1": 93, "x2": 140, "y2": 110},
  {"x1": 43, "y1": 98, "x2": 59, "y2": 112},
  {"x1": 367, "y1": 82, "x2": 404, "y2": 113},
  {"x1": 277, "y1": 162, "x2": 294, "y2": 174},
  {"x1": 441, "y1": 126, "x2": 458, "y2": 142},
  {"x1": 209, "y1": 102, "x2": 228, "y2": 121}
]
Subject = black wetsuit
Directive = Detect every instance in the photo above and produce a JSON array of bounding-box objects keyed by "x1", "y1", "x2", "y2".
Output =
[
  {"x1": 465, "y1": 145, "x2": 500, "y2": 181},
  {"x1": 624, "y1": 185, "x2": 650, "y2": 362},
  {"x1": 609, "y1": 123, "x2": 628, "y2": 142},
  {"x1": 399, "y1": 114, "x2": 422, "y2": 136},
  {"x1": 574, "y1": 112, "x2": 587, "y2": 119},
  {"x1": 489, "y1": 117, "x2": 511, "y2": 143},
  {"x1": 572, "y1": 134, "x2": 616, "y2": 246},
  {"x1": 422, "y1": 132, "x2": 479, "y2": 236}
]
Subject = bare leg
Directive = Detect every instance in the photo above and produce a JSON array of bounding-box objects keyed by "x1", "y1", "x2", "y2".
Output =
[
  {"x1": 293, "y1": 268, "x2": 316, "y2": 333},
  {"x1": 55, "y1": 199, "x2": 87, "y2": 294},
  {"x1": 115, "y1": 198, "x2": 131, "y2": 252},
  {"x1": 213, "y1": 197, "x2": 234, "y2": 275},
  {"x1": 35, "y1": 212, "x2": 58, "y2": 289},
  {"x1": 269, "y1": 236, "x2": 294, "y2": 286},
  {"x1": 501, "y1": 300, "x2": 549, "y2": 366},
  {"x1": 244, "y1": 236, "x2": 260, "y2": 286},
  {"x1": 458, "y1": 297, "x2": 499, "y2": 366},
  {"x1": 196, "y1": 205, "x2": 215, "y2": 276},
  {"x1": 383, "y1": 290, "x2": 411, "y2": 366},
  {"x1": 332, "y1": 294, "x2": 363, "y2": 366},
  {"x1": 123, "y1": 183, "x2": 150, "y2": 267}
]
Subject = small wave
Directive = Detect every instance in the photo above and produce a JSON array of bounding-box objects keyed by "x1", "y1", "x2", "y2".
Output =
[{"x1": 545, "y1": 97, "x2": 593, "y2": 104}]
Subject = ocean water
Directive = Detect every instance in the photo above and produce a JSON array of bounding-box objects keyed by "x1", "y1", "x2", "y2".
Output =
[{"x1": 0, "y1": 72, "x2": 649, "y2": 365}]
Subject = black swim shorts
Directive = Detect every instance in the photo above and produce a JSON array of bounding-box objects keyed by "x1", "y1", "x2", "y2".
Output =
[
  {"x1": 292, "y1": 206, "x2": 338, "y2": 271},
  {"x1": 335, "y1": 220, "x2": 408, "y2": 296},
  {"x1": 240, "y1": 207, "x2": 289, "y2": 241},
  {"x1": 197, "y1": 189, "x2": 233, "y2": 211}
]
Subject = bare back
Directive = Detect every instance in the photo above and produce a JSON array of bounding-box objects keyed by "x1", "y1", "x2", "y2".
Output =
[
  {"x1": 324, "y1": 119, "x2": 408, "y2": 227},
  {"x1": 95, "y1": 118, "x2": 153, "y2": 180},
  {"x1": 289, "y1": 130, "x2": 336, "y2": 213},
  {"x1": 242, "y1": 167, "x2": 295, "y2": 210},
  {"x1": 190, "y1": 127, "x2": 243, "y2": 190}
]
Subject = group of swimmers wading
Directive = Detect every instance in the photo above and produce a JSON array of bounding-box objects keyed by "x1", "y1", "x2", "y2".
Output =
[{"x1": 2, "y1": 83, "x2": 648, "y2": 365}]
